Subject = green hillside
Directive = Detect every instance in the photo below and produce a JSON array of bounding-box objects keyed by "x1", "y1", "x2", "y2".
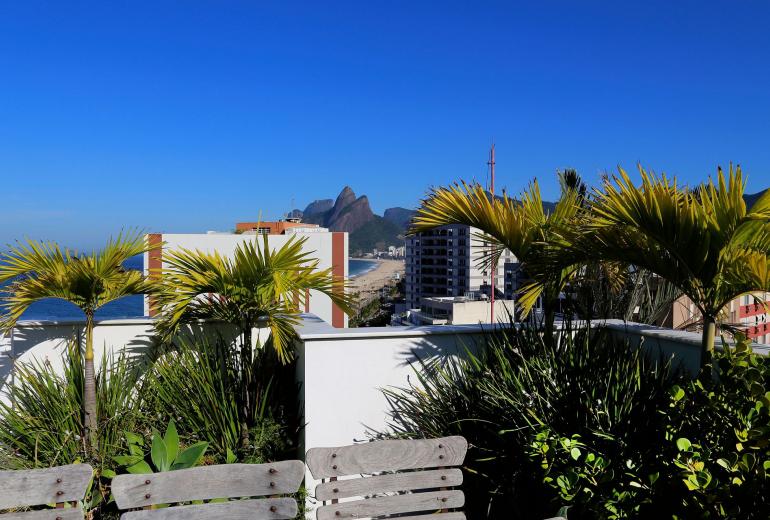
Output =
[{"x1": 349, "y1": 216, "x2": 404, "y2": 255}]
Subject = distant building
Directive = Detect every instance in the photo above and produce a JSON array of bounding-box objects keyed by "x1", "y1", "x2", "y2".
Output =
[
  {"x1": 405, "y1": 224, "x2": 515, "y2": 311},
  {"x1": 397, "y1": 294, "x2": 515, "y2": 326},
  {"x1": 667, "y1": 292, "x2": 770, "y2": 344},
  {"x1": 145, "y1": 220, "x2": 348, "y2": 327}
]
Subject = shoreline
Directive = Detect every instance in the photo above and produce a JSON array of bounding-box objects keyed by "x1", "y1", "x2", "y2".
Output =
[{"x1": 349, "y1": 258, "x2": 405, "y2": 297}]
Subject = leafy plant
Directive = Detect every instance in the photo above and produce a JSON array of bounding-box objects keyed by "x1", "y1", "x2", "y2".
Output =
[
  {"x1": 113, "y1": 421, "x2": 208, "y2": 474},
  {"x1": 663, "y1": 334, "x2": 770, "y2": 518},
  {"x1": 383, "y1": 322, "x2": 679, "y2": 519},
  {"x1": 0, "y1": 341, "x2": 143, "y2": 515},
  {"x1": 0, "y1": 232, "x2": 153, "y2": 446},
  {"x1": 551, "y1": 165, "x2": 770, "y2": 368},
  {"x1": 141, "y1": 334, "x2": 298, "y2": 463}
]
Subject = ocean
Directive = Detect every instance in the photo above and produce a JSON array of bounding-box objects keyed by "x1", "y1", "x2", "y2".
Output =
[{"x1": 10, "y1": 256, "x2": 378, "y2": 321}]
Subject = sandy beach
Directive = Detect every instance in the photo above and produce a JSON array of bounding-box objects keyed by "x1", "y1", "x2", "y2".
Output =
[{"x1": 349, "y1": 259, "x2": 405, "y2": 298}]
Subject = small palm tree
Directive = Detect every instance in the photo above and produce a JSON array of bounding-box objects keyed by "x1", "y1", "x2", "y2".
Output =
[
  {"x1": 411, "y1": 175, "x2": 583, "y2": 334},
  {"x1": 153, "y1": 234, "x2": 354, "y2": 360},
  {"x1": 555, "y1": 164, "x2": 770, "y2": 367},
  {"x1": 151, "y1": 234, "x2": 354, "y2": 448},
  {"x1": 0, "y1": 232, "x2": 151, "y2": 448}
]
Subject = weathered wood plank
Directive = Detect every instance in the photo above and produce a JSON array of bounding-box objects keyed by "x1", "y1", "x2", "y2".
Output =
[
  {"x1": 306, "y1": 437, "x2": 467, "y2": 479},
  {"x1": 118, "y1": 498, "x2": 297, "y2": 520},
  {"x1": 0, "y1": 464, "x2": 93, "y2": 510},
  {"x1": 2, "y1": 510, "x2": 84, "y2": 520},
  {"x1": 315, "y1": 468, "x2": 463, "y2": 501},
  {"x1": 111, "y1": 461, "x2": 304, "y2": 509},
  {"x1": 316, "y1": 490, "x2": 464, "y2": 520}
]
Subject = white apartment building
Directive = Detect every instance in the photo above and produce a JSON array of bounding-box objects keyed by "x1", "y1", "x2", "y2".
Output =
[
  {"x1": 405, "y1": 224, "x2": 516, "y2": 311},
  {"x1": 145, "y1": 220, "x2": 349, "y2": 328},
  {"x1": 403, "y1": 294, "x2": 516, "y2": 326}
]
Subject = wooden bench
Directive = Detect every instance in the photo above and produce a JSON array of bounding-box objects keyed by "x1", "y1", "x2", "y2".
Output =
[
  {"x1": 111, "y1": 461, "x2": 305, "y2": 519},
  {"x1": 306, "y1": 436, "x2": 468, "y2": 520},
  {"x1": 0, "y1": 464, "x2": 93, "y2": 520}
]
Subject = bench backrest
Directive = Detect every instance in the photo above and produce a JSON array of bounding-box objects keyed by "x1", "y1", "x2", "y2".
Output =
[
  {"x1": 0, "y1": 464, "x2": 93, "y2": 520},
  {"x1": 306, "y1": 436, "x2": 467, "y2": 520},
  {"x1": 111, "y1": 461, "x2": 304, "y2": 519}
]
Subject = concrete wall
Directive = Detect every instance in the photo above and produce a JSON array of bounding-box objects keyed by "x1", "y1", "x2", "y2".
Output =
[{"x1": 1, "y1": 318, "x2": 157, "y2": 388}]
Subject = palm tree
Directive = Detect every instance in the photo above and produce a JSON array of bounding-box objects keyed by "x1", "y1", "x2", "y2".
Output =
[
  {"x1": 551, "y1": 164, "x2": 770, "y2": 368},
  {"x1": 411, "y1": 175, "x2": 584, "y2": 335},
  {"x1": 151, "y1": 234, "x2": 354, "y2": 448},
  {"x1": 0, "y1": 232, "x2": 151, "y2": 448}
]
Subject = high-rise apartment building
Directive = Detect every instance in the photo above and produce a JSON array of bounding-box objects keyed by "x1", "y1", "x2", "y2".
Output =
[{"x1": 405, "y1": 224, "x2": 515, "y2": 310}]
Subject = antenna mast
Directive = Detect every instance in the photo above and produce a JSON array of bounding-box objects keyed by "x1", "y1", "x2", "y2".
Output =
[{"x1": 487, "y1": 144, "x2": 496, "y2": 324}]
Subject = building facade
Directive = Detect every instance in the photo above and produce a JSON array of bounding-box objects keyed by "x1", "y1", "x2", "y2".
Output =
[
  {"x1": 669, "y1": 292, "x2": 770, "y2": 344},
  {"x1": 145, "y1": 221, "x2": 349, "y2": 328},
  {"x1": 405, "y1": 224, "x2": 515, "y2": 312}
]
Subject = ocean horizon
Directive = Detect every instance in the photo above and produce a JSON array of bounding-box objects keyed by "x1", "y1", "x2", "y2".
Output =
[{"x1": 9, "y1": 257, "x2": 378, "y2": 322}]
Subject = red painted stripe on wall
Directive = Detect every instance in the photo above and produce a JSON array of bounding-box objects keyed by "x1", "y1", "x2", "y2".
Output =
[
  {"x1": 332, "y1": 232, "x2": 345, "y2": 328},
  {"x1": 147, "y1": 233, "x2": 163, "y2": 317}
]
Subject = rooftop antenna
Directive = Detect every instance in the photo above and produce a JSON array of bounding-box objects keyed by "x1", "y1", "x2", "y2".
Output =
[{"x1": 487, "y1": 143, "x2": 496, "y2": 324}]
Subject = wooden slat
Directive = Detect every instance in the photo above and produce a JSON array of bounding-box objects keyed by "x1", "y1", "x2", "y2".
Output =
[
  {"x1": 2, "y1": 510, "x2": 84, "y2": 520},
  {"x1": 118, "y1": 498, "x2": 297, "y2": 520},
  {"x1": 111, "y1": 461, "x2": 304, "y2": 509},
  {"x1": 306, "y1": 437, "x2": 467, "y2": 479},
  {"x1": 315, "y1": 468, "x2": 463, "y2": 501},
  {"x1": 316, "y1": 490, "x2": 464, "y2": 520},
  {"x1": 386, "y1": 514, "x2": 466, "y2": 520},
  {"x1": 0, "y1": 464, "x2": 93, "y2": 509}
]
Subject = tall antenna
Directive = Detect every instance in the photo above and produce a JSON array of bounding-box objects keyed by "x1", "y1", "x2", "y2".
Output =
[{"x1": 487, "y1": 144, "x2": 496, "y2": 324}]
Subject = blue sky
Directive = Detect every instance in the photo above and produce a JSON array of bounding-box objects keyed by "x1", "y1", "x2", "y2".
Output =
[{"x1": 1, "y1": 1, "x2": 769, "y2": 249}]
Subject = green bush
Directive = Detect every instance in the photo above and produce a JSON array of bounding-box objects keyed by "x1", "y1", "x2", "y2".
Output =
[
  {"x1": 0, "y1": 342, "x2": 143, "y2": 514},
  {"x1": 384, "y1": 323, "x2": 770, "y2": 519},
  {"x1": 384, "y1": 323, "x2": 679, "y2": 518},
  {"x1": 140, "y1": 334, "x2": 299, "y2": 463}
]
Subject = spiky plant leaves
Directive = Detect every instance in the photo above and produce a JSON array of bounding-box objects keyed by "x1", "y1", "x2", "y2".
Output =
[
  {"x1": 152, "y1": 234, "x2": 354, "y2": 363},
  {"x1": 0, "y1": 231, "x2": 153, "y2": 446}
]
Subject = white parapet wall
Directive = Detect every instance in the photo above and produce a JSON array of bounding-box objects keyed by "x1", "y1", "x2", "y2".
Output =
[{"x1": 0, "y1": 318, "x2": 157, "y2": 388}]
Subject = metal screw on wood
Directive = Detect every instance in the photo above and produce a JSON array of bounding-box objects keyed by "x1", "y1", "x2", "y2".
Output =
[
  {"x1": 56, "y1": 491, "x2": 64, "y2": 496},
  {"x1": 270, "y1": 506, "x2": 277, "y2": 512},
  {"x1": 145, "y1": 479, "x2": 151, "y2": 485},
  {"x1": 333, "y1": 488, "x2": 339, "y2": 493},
  {"x1": 270, "y1": 481, "x2": 275, "y2": 487},
  {"x1": 442, "y1": 497, "x2": 448, "y2": 502},
  {"x1": 56, "y1": 478, "x2": 62, "y2": 483},
  {"x1": 332, "y1": 464, "x2": 338, "y2": 470},
  {"x1": 269, "y1": 468, "x2": 277, "y2": 474},
  {"x1": 439, "y1": 454, "x2": 445, "y2": 459},
  {"x1": 145, "y1": 494, "x2": 151, "y2": 499},
  {"x1": 441, "y1": 475, "x2": 447, "y2": 480}
]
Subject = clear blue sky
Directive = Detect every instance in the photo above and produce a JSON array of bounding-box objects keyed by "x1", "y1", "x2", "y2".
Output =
[{"x1": 1, "y1": 1, "x2": 769, "y2": 249}]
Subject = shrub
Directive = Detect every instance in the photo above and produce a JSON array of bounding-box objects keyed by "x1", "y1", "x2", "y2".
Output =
[
  {"x1": 663, "y1": 335, "x2": 770, "y2": 518},
  {"x1": 383, "y1": 323, "x2": 681, "y2": 519},
  {"x1": 0, "y1": 342, "x2": 143, "y2": 515},
  {"x1": 140, "y1": 334, "x2": 299, "y2": 463}
]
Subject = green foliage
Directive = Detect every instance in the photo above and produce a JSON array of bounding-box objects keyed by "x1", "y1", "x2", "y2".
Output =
[
  {"x1": 152, "y1": 234, "x2": 354, "y2": 363},
  {"x1": 113, "y1": 421, "x2": 208, "y2": 474},
  {"x1": 383, "y1": 323, "x2": 677, "y2": 519},
  {"x1": 349, "y1": 216, "x2": 403, "y2": 254},
  {"x1": 141, "y1": 335, "x2": 297, "y2": 463},
  {"x1": 0, "y1": 342, "x2": 143, "y2": 514},
  {"x1": 385, "y1": 321, "x2": 770, "y2": 519},
  {"x1": 663, "y1": 334, "x2": 770, "y2": 518}
]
